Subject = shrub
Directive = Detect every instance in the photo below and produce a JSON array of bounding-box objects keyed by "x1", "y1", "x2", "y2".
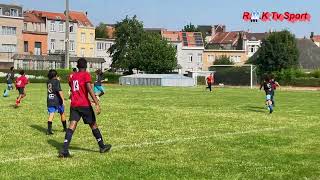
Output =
[{"x1": 197, "y1": 76, "x2": 206, "y2": 85}]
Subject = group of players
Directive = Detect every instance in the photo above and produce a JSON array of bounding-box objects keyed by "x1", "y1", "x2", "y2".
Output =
[{"x1": 3, "y1": 58, "x2": 111, "y2": 157}]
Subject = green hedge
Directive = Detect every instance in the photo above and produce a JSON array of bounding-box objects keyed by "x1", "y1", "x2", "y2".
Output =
[
  {"x1": 0, "y1": 69, "x2": 121, "y2": 84},
  {"x1": 290, "y1": 77, "x2": 320, "y2": 87},
  {"x1": 197, "y1": 76, "x2": 206, "y2": 85}
]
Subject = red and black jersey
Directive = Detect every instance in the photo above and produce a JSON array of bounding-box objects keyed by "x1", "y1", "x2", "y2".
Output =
[{"x1": 69, "y1": 71, "x2": 92, "y2": 107}]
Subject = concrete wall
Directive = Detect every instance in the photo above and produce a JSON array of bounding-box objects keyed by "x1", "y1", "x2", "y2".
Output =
[{"x1": 0, "y1": 16, "x2": 23, "y2": 62}]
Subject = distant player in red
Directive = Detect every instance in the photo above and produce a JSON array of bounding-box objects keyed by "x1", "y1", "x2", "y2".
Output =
[
  {"x1": 206, "y1": 73, "x2": 214, "y2": 92},
  {"x1": 15, "y1": 70, "x2": 29, "y2": 107},
  {"x1": 59, "y1": 58, "x2": 111, "y2": 158}
]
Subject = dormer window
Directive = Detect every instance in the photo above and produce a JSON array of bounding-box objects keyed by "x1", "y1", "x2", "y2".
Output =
[{"x1": 10, "y1": 8, "x2": 18, "y2": 17}]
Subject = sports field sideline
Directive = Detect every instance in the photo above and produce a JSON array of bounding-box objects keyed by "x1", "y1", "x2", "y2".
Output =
[{"x1": 0, "y1": 84, "x2": 319, "y2": 179}]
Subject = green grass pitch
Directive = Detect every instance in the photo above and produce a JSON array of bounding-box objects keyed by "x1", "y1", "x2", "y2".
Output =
[{"x1": 0, "y1": 84, "x2": 319, "y2": 179}]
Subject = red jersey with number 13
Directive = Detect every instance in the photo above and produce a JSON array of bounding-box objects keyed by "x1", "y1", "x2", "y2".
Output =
[{"x1": 69, "y1": 71, "x2": 92, "y2": 107}]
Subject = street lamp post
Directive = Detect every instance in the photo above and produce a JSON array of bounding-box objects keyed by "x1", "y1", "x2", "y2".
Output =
[{"x1": 65, "y1": 0, "x2": 70, "y2": 69}]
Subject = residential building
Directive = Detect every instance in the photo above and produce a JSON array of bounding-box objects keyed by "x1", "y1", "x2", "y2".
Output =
[
  {"x1": 206, "y1": 31, "x2": 244, "y2": 50},
  {"x1": 0, "y1": 3, "x2": 23, "y2": 63},
  {"x1": 13, "y1": 54, "x2": 105, "y2": 70},
  {"x1": 95, "y1": 38, "x2": 114, "y2": 70},
  {"x1": 162, "y1": 30, "x2": 205, "y2": 74},
  {"x1": 198, "y1": 24, "x2": 226, "y2": 43},
  {"x1": 31, "y1": 10, "x2": 78, "y2": 56},
  {"x1": 310, "y1": 32, "x2": 320, "y2": 47},
  {"x1": 23, "y1": 11, "x2": 48, "y2": 56},
  {"x1": 70, "y1": 11, "x2": 95, "y2": 57},
  {"x1": 243, "y1": 32, "x2": 267, "y2": 58},
  {"x1": 202, "y1": 49, "x2": 247, "y2": 70}
]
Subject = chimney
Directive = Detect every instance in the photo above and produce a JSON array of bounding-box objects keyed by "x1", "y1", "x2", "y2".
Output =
[
  {"x1": 310, "y1": 32, "x2": 314, "y2": 39},
  {"x1": 85, "y1": 11, "x2": 88, "y2": 16}
]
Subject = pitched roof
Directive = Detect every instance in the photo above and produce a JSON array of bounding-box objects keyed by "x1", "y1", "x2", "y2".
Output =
[
  {"x1": 31, "y1": 10, "x2": 68, "y2": 21},
  {"x1": 245, "y1": 32, "x2": 267, "y2": 41},
  {"x1": 210, "y1": 31, "x2": 242, "y2": 44},
  {"x1": 69, "y1": 11, "x2": 93, "y2": 27},
  {"x1": 179, "y1": 32, "x2": 204, "y2": 47},
  {"x1": 162, "y1": 31, "x2": 180, "y2": 42},
  {"x1": 296, "y1": 38, "x2": 320, "y2": 69},
  {"x1": 23, "y1": 11, "x2": 44, "y2": 23}
]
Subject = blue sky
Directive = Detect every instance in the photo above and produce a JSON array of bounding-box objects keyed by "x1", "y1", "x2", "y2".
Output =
[{"x1": 2, "y1": 0, "x2": 319, "y2": 37}]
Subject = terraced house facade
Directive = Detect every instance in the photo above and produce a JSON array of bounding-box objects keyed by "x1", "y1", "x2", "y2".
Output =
[{"x1": 0, "y1": 4, "x2": 23, "y2": 65}]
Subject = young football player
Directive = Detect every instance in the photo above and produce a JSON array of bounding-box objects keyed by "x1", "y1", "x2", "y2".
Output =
[
  {"x1": 206, "y1": 73, "x2": 214, "y2": 92},
  {"x1": 270, "y1": 75, "x2": 280, "y2": 107},
  {"x1": 59, "y1": 58, "x2": 111, "y2": 158},
  {"x1": 260, "y1": 75, "x2": 274, "y2": 114},
  {"x1": 93, "y1": 69, "x2": 105, "y2": 101},
  {"x1": 47, "y1": 69, "x2": 67, "y2": 135},
  {"x1": 3, "y1": 67, "x2": 15, "y2": 97},
  {"x1": 68, "y1": 68, "x2": 77, "y2": 100},
  {"x1": 15, "y1": 70, "x2": 29, "y2": 107}
]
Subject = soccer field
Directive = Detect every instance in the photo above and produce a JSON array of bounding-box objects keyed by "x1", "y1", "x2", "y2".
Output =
[{"x1": 0, "y1": 84, "x2": 319, "y2": 179}]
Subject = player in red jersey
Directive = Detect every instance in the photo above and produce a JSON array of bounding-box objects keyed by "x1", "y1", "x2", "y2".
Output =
[
  {"x1": 15, "y1": 70, "x2": 29, "y2": 107},
  {"x1": 59, "y1": 58, "x2": 111, "y2": 158}
]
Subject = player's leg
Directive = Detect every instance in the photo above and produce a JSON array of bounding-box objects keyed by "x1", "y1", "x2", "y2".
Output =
[
  {"x1": 84, "y1": 107, "x2": 111, "y2": 153},
  {"x1": 271, "y1": 91, "x2": 275, "y2": 107},
  {"x1": 47, "y1": 111, "x2": 55, "y2": 135},
  {"x1": 58, "y1": 106, "x2": 67, "y2": 131},
  {"x1": 97, "y1": 86, "x2": 105, "y2": 97},
  {"x1": 266, "y1": 95, "x2": 273, "y2": 113},
  {"x1": 59, "y1": 107, "x2": 80, "y2": 158}
]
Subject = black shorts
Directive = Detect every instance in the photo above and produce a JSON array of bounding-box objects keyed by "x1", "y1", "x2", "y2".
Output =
[
  {"x1": 70, "y1": 106, "x2": 96, "y2": 124},
  {"x1": 17, "y1": 88, "x2": 25, "y2": 95}
]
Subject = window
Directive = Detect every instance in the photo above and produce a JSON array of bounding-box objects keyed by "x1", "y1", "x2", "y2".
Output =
[
  {"x1": 34, "y1": 42, "x2": 42, "y2": 55},
  {"x1": 81, "y1": 48, "x2": 85, "y2": 57},
  {"x1": 50, "y1": 21, "x2": 55, "y2": 32},
  {"x1": 0, "y1": 8, "x2": 2, "y2": 15},
  {"x1": 2, "y1": 26, "x2": 17, "y2": 35},
  {"x1": 2, "y1": 44, "x2": 16, "y2": 52},
  {"x1": 24, "y1": 41, "x2": 28, "y2": 52},
  {"x1": 60, "y1": 40, "x2": 65, "y2": 50},
  {"x1": 90, "y1": 33, "x2": 94, "y2": 43},
  {"x1": 197, "y1": 53, "x2": 202, "y2": 64},
  {"x1": 69, "y1": 40, "x2": 75, "y2": 51},
  {"x1": 50, "y1": 39, "x2": 55, "y2": 50},
  {"x1": 188, "y1": 54, "x2": 193, "y2": 63},
  {"x1": 24, "y1": 23, "x2": 27, "y2": 31},
  {"x1": 250, "y1": 46, "x2": 254, "y2": 53},
  {"x1": 69, "y1": 25, "x2": 74, "y2": 33},
  {"x1": 97, "y1": 42, "x2": 104, "y2": 51},
  {"x1": 81, "y1": 33, "x2": 86, "y2": 43},
  {"x1": 59, "y1": 22, "x2": 64, "y2": 32},
  {"x1": 208, "y1": 55, "x2": 215, "y2": 63},
  {"x1": 10, "y1": 9, "x2": 18, "y2": 17}
]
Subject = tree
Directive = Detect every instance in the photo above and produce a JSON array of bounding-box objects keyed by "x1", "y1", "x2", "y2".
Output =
[
  {"x1": 249, "y1": 30, "x2": 299, "y2": 75},
  {"x1": 109, "y1": 16, "x2": 177, "y2": 74},
  {"x1": 108, "y1": 16, "x2": 144, "y2": 74},
  {"x1": 213, "y1": 55, "x2": 234, "y2": 65},
  {"x1": 95, "y1": 23, "x2": 108, "y2": 38},
  {"x1": 135, "y1": 33, "x2": 177, "y2": 73},
  {"x1": 182, "y1": 23, "x2": 199, "y2": 32}
]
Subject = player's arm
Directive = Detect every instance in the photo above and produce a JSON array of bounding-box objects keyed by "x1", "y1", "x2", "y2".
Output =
[
  {"x1": 275, "y1": 81, "x2": 280, "y2": 88},
  {"x1": 86, "y1": 83, "x2": 101, "y2": 115}
]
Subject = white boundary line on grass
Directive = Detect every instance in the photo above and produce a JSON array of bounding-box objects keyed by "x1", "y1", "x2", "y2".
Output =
[{"x1": 0, "y1": 127, "x2": 286, "y2": 164}]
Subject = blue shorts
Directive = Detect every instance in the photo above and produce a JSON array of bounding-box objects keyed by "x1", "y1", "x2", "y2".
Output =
[
  {"x1": 266, "y1": 94, "x2": 272, "y2": 101},
  {"x1": 94, "y1": 85, "x2": 105, "y2": 94},
  {"x1": 48, "y1": 105, "x2": 65, "y2": 114}
]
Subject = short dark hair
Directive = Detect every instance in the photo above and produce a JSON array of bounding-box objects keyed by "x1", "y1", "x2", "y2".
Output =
[
  {"x1": 48, "y1": 69, "x2": 58, "y2": 80},
  {"x1": 77, "y1": 58, "x2": 87, "y2": 69},
  {"x1": 10, "y1": 67, "x2": 14, "y2": 71},
  {"x1": 72, "y1": 68, "x2": 77, "y2": 72},
  {"x1": 19, "y1": 70, "x2": 25, "y2": 75},
  {"x1": 95, "y1": 69, "x2": 102, "y2": 74}
]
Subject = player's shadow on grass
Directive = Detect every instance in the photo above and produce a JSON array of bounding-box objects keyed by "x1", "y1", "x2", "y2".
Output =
[
  {"x1": 47, "y1": 139, "x2": 98, "y2": 153},
  {"x1": 246, "y1": 105, "x2": 266, "y2": 113},
  {"x1": 30, "y1": 124, "x2": 47, "y2": 134}
]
